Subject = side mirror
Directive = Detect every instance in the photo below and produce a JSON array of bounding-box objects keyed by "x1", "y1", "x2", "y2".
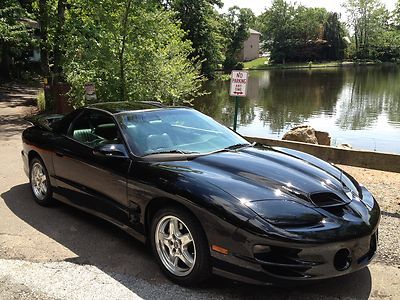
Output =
[{"x1": 93, "y1": 143, "x2": 128, "y2": 158}]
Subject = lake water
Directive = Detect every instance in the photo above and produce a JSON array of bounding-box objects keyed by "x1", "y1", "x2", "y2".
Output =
[{"x1": 193, "y1": 65, "x2": 400, "y2": 154}]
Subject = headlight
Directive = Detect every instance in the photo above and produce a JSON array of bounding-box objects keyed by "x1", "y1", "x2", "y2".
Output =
[
  {"x1": 249, "y1": 199, "x2": 324, "y2": 227},
  {"x1": 359, "y1": 187, "x2": 375, "y2": 209},
  {"x1": 340, "y1": 172, "x2": 360, "y2": 198}
]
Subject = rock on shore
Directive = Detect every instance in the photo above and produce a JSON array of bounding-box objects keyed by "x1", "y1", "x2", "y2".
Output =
[{"x1": 282, "y1": 125, "x2": 331, "y2": 146}]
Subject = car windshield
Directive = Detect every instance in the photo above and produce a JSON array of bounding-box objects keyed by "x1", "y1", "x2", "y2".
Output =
[{"x1": 116, "y1": 108, "x2": 249, "y2": 157}]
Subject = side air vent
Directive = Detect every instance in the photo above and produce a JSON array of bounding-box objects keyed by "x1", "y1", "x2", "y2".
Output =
[{"x1": 310, "y1": 192, "x2": 348, "y2": 207}]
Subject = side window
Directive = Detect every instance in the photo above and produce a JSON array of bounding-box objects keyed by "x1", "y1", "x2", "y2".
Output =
[
  {"x1": 52, "y1": 109, "x2": 82, "y2": 134},
  {"x1": 69, "y1": 110, "x2": 121, "y2": 148}
]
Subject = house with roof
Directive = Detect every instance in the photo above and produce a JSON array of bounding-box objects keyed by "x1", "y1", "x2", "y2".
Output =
[{"x1": 239, "y1": 29, "x2": 261, "y2": 61}]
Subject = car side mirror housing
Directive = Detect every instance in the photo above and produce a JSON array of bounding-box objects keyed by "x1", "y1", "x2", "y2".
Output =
[{"x1": 93, "y1": 143, "x2": 128, "y2": 158}]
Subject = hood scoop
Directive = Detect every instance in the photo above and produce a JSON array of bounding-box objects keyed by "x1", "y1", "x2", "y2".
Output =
[{"x1": 309, "y1": 192, "x2": 351, "y2": 208}]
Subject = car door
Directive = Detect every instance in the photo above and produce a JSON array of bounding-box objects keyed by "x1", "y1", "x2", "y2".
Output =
[{"x1": 52, "y1": 109, "x2": 131, "y2": 224}]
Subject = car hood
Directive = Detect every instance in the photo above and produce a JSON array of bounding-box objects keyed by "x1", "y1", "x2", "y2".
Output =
[{"x1": 156, "y1": 146, "x2": 358, "y2": 208}]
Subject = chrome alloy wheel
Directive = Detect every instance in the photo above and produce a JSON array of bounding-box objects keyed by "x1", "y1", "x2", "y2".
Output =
[
  {"x1": 31, "y1": 162, "x2": 48, "y2": 201},
  {"x1": 155, "y1": 215, "x2": 196, "y2": 277}
]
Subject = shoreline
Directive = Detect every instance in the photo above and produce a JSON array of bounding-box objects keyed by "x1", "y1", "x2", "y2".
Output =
[{"x1": 243, "y1": 58, "x2": 397, "y2": 71}]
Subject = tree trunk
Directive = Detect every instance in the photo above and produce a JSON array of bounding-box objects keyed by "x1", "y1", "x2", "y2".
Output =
[
  {"x1": 0, "y1": 43, "x2": 11, "y2": 80},
  {"x1": 38, "y1": 0, "x2": 52, "y2": 109},
  {"x1": 39, "y1": 0, "x2": 50, "y2": 77},
  {"x1": 53, "y1": 0, "x2": 66, "y2": 78},
  {"x1": 354, "y1": 24, "x2": 359, "y2": 55},
  {"x1": 119, "y1": 0, "x2": 133, "y2": 102}
]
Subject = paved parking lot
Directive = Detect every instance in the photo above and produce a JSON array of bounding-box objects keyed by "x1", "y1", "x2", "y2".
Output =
[{"x1": 0, "y1": 85, "x2": 399, "y2": 299}]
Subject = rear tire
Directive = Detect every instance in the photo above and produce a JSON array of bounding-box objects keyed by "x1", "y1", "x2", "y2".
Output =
[
  {"x1": 150, "y1": 206, "x2": 211, "y2": 286},
  {"x1": 29, "y1": 157, "x2": 54, "y2": 206}
]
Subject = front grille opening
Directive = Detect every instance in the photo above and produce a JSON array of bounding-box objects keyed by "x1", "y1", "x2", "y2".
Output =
[
  {"x1": 310, "y1": 192, "x2": 345, "y2": 207},
  {"x1": 261, "y1": 265, "x2": 311, "y2": 278},
  {"x1": 254, "y1": 245, "x2": 317, "y2": 278},
  {"x1": 254, "y1": 245, "x2": 301, "y2": 264}
]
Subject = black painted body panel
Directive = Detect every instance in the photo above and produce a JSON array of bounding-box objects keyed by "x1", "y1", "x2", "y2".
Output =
[{"x1": 21, "y1": 107, "x2": 380, "y2": 284}]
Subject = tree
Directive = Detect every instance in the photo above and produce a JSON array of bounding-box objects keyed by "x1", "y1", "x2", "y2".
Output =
[
  {"x1": 53, "y1": 0, "x2": 66, "y2": 76},
  {"x1": 292, "y1": 6, "x2": 328, "y2": 42},
  {"x1": 344, "y1": 0, "x2": 389, "y2": 59},
  {"x1": 222, "y1": 6, "x2": 255, "y2": 70},
  {"x1": 159, "y1": 0, "x2": 225, "y2": 78},
  {"x1": 324, "y1": 13, "x2": 346, "y2": 60},
  {"x1": 62, "y1": 0, "x2": 203, "y2": 106},
  {"x1": 37, "y1": 0, "x2": 50, "y2": 77},
  {"x1": 0, "y1": 0, "x2": 33, "y2": 79},
  {"x1": 259, "y1": 0, "x2": 295, "y2": 63},
  {"x1": 391, "y1": 0, "x2": 400, "y2": 29}
]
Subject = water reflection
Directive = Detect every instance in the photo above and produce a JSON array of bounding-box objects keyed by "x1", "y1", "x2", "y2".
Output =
[
  {"x1": 336, "y1": 66, "x2": 400, "y2": 130},
  {"x1": 193, "y1": 66, "x2": 400, "y2": 153}
]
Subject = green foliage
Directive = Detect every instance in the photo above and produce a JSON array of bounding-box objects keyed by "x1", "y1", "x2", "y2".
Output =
[
  {"x1": 344, "y1": 0, "x2": 389, "y2": 59},
  {"x1": 62, "y1": 0, "x2": 204, "y2": 107},
  {"x1": 0, "y1": 0, "x2": 34, "y2": 79},
  {"x1": 324, "y1": 13, "x2": 346, "y2": 60},
  {"x1": 0, "y1": 0, "x2": 32, "y2": 45},
  {"x1": 259, "y1": 0, "x2": 346, "y2": 63},
  {"x1": 222, "y1": 6, "x2": 255, "y2": 71},
  {"x1": 161, "y1": 0, "x2": 225, "y2": 78},
  {"x1": 259, "y1": 0, "x2": 294, "y2": 63},
  {"x1": 393, "y1": 0, "x2": 400, "y2": 29},
  {"x1": 373, "y1": 30, "x2": 400, "y2": 62},
  {"x1": 343, "y1": 0, "x2": 400, "y2": 62}
]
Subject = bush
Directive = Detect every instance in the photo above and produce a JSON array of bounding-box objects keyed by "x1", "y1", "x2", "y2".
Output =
[{"x1": 37, "y1": 89, "x2": 46, "y2": 111}]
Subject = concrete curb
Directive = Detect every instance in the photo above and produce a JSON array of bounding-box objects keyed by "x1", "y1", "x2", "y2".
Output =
[{"x1": 245, "y1": 136, "x2": 400, "y2": 173}]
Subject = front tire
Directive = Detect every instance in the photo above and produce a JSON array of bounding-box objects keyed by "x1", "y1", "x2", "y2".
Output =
[
  {"x1": 150, "y1": 207, "x2": 211, "y2": 286},
  {"x1": 29, "y1": 157, "x2": 54, "y2": 206}
]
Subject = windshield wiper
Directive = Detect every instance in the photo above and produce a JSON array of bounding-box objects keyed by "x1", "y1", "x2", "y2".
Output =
[
  {"x1": 209, "y1": 142, "x2": 255, "y2": 155},
  {"x1": 143, "y1": 150, "x2": 200, "y2": 156},
  {"x1": 224, "y1": 143, "x2": 253, "y2": 150}
]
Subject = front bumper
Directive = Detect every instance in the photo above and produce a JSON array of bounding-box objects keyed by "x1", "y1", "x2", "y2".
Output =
[
  {"x1": 212, "y1": 230, "x2": 377, "y2": 284},
  {"x1": 211, "y1": 187, "x2": 380, "y2": 284}
]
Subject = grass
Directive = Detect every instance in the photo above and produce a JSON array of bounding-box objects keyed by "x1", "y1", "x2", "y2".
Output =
[{"x1": 243, "y1": 57, "x2": 269, "y2": 69}]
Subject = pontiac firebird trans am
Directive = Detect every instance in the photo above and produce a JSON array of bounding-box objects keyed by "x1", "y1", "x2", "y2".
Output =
[{"x1": 22, "y1": 101, "x2": 380, "y2": 286}]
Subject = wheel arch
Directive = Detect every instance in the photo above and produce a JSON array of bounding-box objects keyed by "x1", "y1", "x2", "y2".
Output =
[
  {"x1": 27, "y1": 149, "x2": 56, "y2": 187},
  {"x1": 28, "y1": 150, "x2": 42, "y2": 164}
]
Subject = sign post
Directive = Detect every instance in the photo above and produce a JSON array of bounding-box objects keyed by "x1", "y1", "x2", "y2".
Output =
[{"x1": 229, "y1": 70, "x2": 248, "y2": 131}]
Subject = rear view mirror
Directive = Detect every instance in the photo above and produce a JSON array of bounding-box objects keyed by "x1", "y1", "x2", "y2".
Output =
[{"x1": 93, "y1": 144, "x2": 128, "y2": 158}]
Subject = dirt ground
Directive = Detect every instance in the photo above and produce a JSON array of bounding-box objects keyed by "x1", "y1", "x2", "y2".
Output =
[
  {"x1": 0, "y1": 84, "x2": 399, "y2": 299},
  {"x1": 338, "y1": 165, "x2": 400, "y2": 215}
]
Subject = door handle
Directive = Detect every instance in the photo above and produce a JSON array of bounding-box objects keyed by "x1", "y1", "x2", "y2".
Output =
[{"x1": 55, "y1": 152, "x2": 64, "y2": 157}]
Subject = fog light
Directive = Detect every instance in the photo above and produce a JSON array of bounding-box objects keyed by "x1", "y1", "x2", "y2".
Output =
[{"x1": 334, "y1": 248, "x2": 352, "y2": 271}]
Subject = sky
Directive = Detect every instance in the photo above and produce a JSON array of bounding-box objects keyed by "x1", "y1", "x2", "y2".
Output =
[{"x1": 220, "y1": 0, "x2": 398, "y2": 16}]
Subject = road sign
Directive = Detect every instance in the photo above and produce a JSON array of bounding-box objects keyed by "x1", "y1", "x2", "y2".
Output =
[
  {"x1": 84, "y1": 82, "x2": 97, "y2": 102},
  {"x1": 230, "y1": 70, "x2": 249, "y2": 97}
]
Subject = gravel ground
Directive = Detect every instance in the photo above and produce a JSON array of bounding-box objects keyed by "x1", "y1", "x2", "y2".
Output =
[
  {"x1": 339, "y1": 165, "x2": 400, "y2": 215},
  {"x1": 338, "y1": 165, "x2": 400, "y2": 266},
  {"x1": 0, "y1": 83, "x2": 399, "y2": 299}
]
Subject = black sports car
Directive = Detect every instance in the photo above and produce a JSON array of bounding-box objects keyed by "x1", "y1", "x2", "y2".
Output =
[{"x1": 21, "y1": 101, "x2": 380, "y2": 286}]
